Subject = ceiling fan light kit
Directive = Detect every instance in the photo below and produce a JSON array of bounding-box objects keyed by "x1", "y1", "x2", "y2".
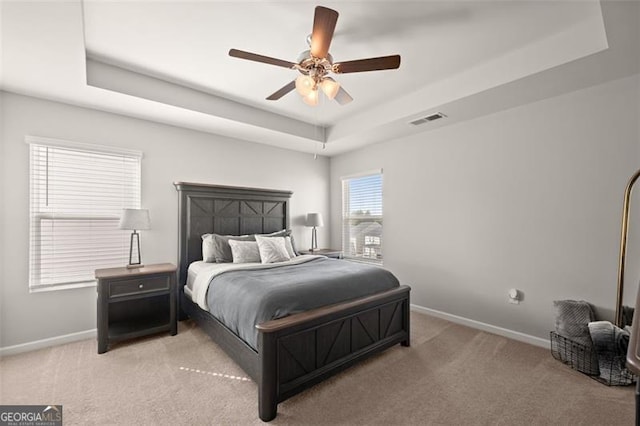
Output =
[
  {"x1": 295, "y1": 75, "x2": 315, "y2": 97},
  {"x1": 320, "y1": 78, "x2": 340, "y2": 100},
  {"x1": 303, "y1": 88, "x2": 319, "y2": 106},
  {"x1": 229, "y1": 6, "x2": 401, "y2": 107}
]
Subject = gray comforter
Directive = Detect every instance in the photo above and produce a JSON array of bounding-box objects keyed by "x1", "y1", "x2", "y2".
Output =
[{"x1": 206, "y1": 257, "x2": 400, "y2": 350}]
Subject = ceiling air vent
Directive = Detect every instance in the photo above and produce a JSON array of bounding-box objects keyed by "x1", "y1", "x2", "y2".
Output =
[{"x1": 409, "y1": 112, "x2": 447, "y2": 126}]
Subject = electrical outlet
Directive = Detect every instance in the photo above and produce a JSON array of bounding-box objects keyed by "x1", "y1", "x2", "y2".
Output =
[{"x1": 508, "y1": 288, "x2": 520, "y2": 304}]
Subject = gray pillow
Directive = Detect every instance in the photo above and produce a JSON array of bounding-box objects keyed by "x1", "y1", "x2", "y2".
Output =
[
  {"x1": 202, "y1": 234, "x2": 216, "y2": 262},
  {"x1": 553, "y1": 300, "x2": 599, "y2": 375},
  {"x1": 212, "y1": 234, "x2": 255, "y2": 263},
  {"x1": 283, "y1": 236, "x2": 296, "y2": 258},
  {"x1": 203, "y1": 229, "x2": 296, "y2": 263},
  {"x1": 553, "y1": 300, "x2": 595, "y2": 347}
]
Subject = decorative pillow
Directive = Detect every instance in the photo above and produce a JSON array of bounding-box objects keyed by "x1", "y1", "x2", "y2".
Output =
[
  {"x1": 212, "y1": 234, "x2": 255, "y2": 263},
  {"x1": 588, "y1": 321, "x2": 633, "y2": 385},
  {"x1": 228, "y1": 240, "x2": 261, "y2": 263},
  {"x1": 255, "y1": 235, "x2": 291, "y2": 264},
  {"x1": 553, "y1": 300, "x2": 595, "y2": 347},
  {"x1": 207, "y1": 230, "x2": 297, "y2": 263},
  {"x1": 264, "y1": 229, "x2": 298, "y2": 255}
]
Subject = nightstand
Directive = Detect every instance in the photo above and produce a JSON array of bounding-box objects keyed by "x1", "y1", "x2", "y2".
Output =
[
  {"x1": 299, "y1": 249, "x2": 343, "y2": 259},
  {"x1": 95, "y1": 263, "x2": 177, "y2": 354}
]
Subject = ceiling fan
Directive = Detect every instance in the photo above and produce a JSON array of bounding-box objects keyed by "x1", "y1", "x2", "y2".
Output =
[{"x1": 229, "y1": 6, "x2": 401, "y2": 106}]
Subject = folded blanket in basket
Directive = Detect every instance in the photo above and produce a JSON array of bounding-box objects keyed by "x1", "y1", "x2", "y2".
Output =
[
  {"x1": 587, "y1": 321, "x2": 633, "y2": 385},
  {"x1": 553, "y1": 300, "x2": 599, "y2": 375}
]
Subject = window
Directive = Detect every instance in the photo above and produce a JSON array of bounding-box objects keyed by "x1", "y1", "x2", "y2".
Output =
[
  {"x1": 341, "y1": 171, "x2": 383, "y2": 264},
  {"x1": 28, "y1": 136, "x2": 142, "y2": 291}
]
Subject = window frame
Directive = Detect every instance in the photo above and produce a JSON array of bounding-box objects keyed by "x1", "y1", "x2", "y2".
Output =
[
  {"x1": 341, "y1": 169, "x2": 384, "y2": 265},
  {"x1": 26, "y1": 135, "x2": 142, "y2": 292}
]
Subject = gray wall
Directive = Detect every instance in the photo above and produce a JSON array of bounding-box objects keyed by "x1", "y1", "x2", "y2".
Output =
[
  {"x1": 2, "y1": 73, "x2": 639, "y2": 350},
  {"x1": 330, "y1": 74, "x2": 640, "y2": 340},
  {"x1": 0, "y1": 92, "x2": 330, "y2": 348}
]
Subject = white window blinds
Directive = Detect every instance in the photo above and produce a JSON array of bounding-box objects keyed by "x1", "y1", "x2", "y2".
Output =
[
  {"x1": 342, "y1": 171, "x2": 383, "y2": 264},
  {"x1": 28, "y1": 137, "x2": 142, "y2": 290}
]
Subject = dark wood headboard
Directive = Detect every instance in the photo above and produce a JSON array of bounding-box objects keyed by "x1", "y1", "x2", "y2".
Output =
[{"x1": 173, "y1": 182, "x2": 292, "y2": 287}]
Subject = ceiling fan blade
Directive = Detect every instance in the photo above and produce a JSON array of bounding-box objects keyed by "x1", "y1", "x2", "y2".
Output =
[
  {"x1": 266, "y1": 80, "x2": 296, "y2": 101},
  {"x1": 334, "y1": 55, "x2": 401, "y2": 74},
  {"x1": 310, "y1": 6, "x2": 339, "y2": 59},
  {"x1": 229, "y1": 49, "x2": 296, "y2": 69},
  {"x1": 334, "y1": 86, "x2": 353, "y2": 105}
]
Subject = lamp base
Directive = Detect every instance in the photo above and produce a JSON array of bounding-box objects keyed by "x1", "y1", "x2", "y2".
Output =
[
  {"x1": 127, "y1": 231, "x2": 143, "y2": 269},
  {"x1": 126, "y1": 263, "x2": 144, "y2": 269},
  {"x1": 310, "y1": 226, "x2": 318, "y2": 251}
]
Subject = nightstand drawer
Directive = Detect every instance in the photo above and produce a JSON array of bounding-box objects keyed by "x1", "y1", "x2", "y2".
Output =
[{"x1": 109, "y1": 276, "x2": 169, "y2": 298}]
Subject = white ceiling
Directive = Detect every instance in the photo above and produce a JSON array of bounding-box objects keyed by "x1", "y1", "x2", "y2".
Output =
[{"x1": 2, "y1": 1, "x2": 639, "y2": 156}]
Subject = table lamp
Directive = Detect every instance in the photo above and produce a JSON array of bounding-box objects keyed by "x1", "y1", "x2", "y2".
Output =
[
  {"x1": 119, "y1": 208, "x2": 150, "y2": 268},
  {"x1": 305, "y1": 213, "x2": 324, "y2": 251}
]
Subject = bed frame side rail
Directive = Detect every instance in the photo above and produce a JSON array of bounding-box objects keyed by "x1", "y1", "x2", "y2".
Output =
[{"x1": 181, "y1": 291, "x2": 261, "y2": 381}]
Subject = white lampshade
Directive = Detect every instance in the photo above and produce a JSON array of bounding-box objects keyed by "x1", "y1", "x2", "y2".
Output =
[
  {"x1": 320, "y1": 78, "x2": 340, "y2": 100},
  {"x1": 302, "y1": 89, "x2": 319, "y2": 106},
  {"x1": 118, "y1": 209, "x2": 151, "y2": 230},
  {"x1": 305, "y1": 213, "x2": 324, "y2": 227},
  {"x1": 295, "y1": 75, "x2": 314, "y2": 96}
]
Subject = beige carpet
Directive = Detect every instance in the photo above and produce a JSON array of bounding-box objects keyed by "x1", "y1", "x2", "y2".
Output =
[{"x1": 0, "y1": 311, "x2": 634, "y2": 425}]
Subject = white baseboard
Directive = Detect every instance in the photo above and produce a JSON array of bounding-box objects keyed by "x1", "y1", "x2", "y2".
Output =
[
  {"x1": 0, "y1": 329, "x2": 96, "y2": 357},
  {"x1": 0, "y1": 308, "x2": 549, "y2": 356},
  {"x1": 411, "y1": 304, "x2": 549, "y2": 348}
]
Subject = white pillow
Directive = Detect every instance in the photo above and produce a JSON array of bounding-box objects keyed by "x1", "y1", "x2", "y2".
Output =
[
  {"x1": 228, "y1": 240, "x2": 261, "y2": 263},
  {"x1": 255, "y1": 235, "x2": 291, "y2": 264}
]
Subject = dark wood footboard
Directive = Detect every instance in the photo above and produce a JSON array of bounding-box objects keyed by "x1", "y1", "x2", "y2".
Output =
[
  {"x1": 181, "y1": 285, "x2": 410, "y2": 422},
  {"x1": 256, "y1": 285, "x2": 411, "y2": 421}
]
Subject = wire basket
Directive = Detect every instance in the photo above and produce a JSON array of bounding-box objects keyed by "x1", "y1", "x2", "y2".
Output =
[{"x1": 550, "y1": 331, "x2": 636, "y2": 386}]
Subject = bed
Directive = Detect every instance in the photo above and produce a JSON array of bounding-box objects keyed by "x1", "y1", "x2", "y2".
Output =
[{"x1": 174, "y1": 182, "x2": 411, "y2": 421}]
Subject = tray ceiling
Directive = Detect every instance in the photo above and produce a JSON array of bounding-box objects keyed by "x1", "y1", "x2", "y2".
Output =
[{"x1": 2, "y1": 1, "x2": 638, "y2": 155}]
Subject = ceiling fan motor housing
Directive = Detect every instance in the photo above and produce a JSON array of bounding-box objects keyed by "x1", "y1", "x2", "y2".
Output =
[{"x1": 296, "y1": 50, "x2": 333, "y2": 80}]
